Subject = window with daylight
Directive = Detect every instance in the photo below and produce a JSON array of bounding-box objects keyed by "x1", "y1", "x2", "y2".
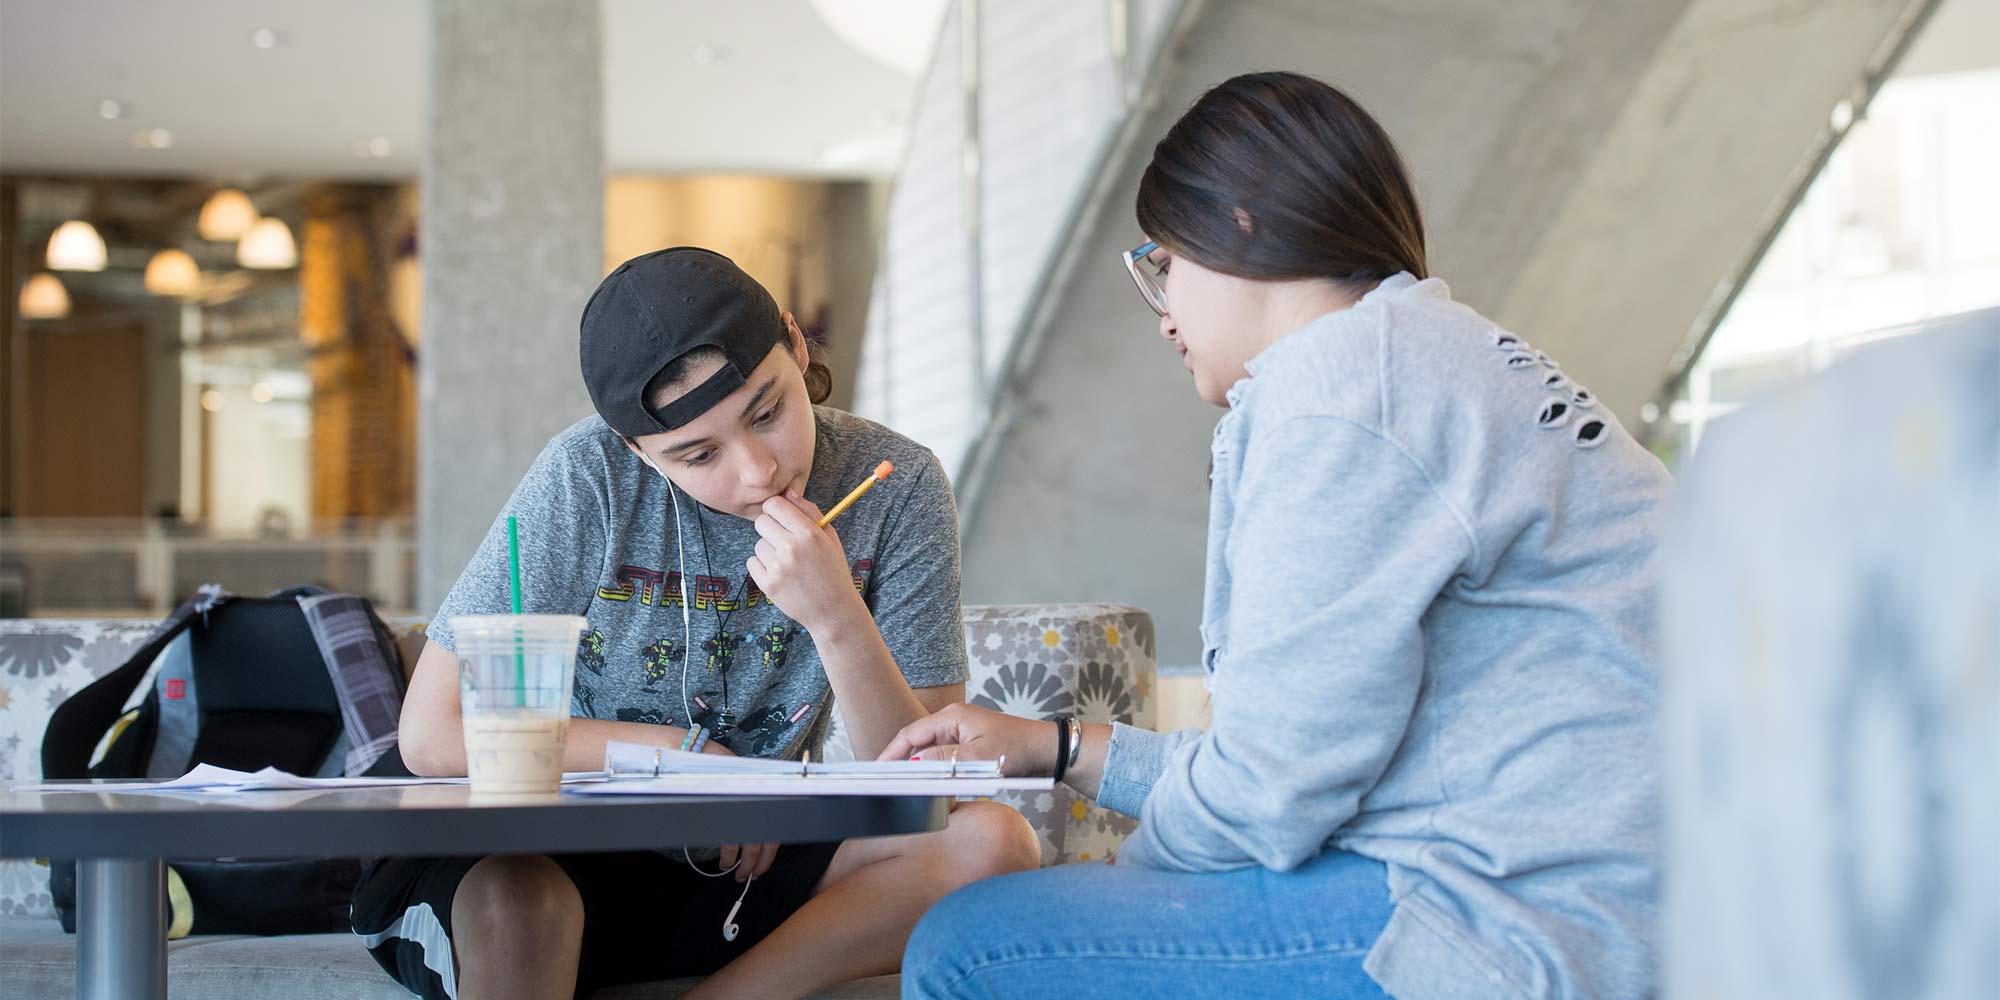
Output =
[{"x1": 1664, "y1": 0, "x2": 2000, "y2": 457}]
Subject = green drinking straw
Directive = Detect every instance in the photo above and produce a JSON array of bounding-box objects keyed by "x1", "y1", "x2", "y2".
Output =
[{"x1": 506, "y1": 515, "x2": 525, "y2": 706}]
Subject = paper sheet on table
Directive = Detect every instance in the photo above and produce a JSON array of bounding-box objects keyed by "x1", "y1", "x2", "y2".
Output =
[
  {"x1": 568, "y1": 774, "x2": 1053, "y2": 798},
  {"x1": 602, "y1": 741, "x2": 1008, "y2": 779},
  {"x1": 589, "y1": 741, "x2": 1040, "y2": 796},
  {"x1": 12, "y1": 764, "x2": 607, "y2": 795}
]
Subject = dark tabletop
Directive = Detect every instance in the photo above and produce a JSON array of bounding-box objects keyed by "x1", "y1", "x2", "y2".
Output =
[{"x1": 0, "y1": 782, "x2": 948, "y2": 860}]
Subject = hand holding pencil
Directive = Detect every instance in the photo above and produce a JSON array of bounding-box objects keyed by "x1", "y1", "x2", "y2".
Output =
[
  {"x1": 746, "y1": 461, "x2": 894, "y2": 634},
  {"x1": 819, "y1": 461, "x2": 894, "y2": 527}
]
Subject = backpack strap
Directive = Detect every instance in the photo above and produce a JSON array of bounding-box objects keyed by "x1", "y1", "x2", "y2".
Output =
[
  {"x1": 41, "y1": 586, "x2": 234, "y2": 779},
  {"x1": 296, "y1": 593, "x2": 407, "y2": 776}
]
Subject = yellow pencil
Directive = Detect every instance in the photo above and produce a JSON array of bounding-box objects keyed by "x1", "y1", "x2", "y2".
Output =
[{"x1": 819, "y1": 461, "x2": 894, "y2": 527}]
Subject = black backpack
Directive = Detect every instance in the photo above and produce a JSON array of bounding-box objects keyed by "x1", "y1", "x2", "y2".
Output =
[{"x1": 41, "y1": 585, "x2": 412, "y2": 935}]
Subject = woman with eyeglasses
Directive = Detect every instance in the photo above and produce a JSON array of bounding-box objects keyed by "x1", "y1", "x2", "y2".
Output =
[{"x1": 882, "y1": 72, "x2": 1669, "y2": 999}]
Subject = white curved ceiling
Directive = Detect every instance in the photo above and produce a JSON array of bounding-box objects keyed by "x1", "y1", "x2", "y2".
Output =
[{"x1": 0, "y1": 0, "x2": 945, "y2": 179}]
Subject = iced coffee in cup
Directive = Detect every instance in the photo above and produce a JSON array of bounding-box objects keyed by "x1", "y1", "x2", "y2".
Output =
[{"x1": 450, "y1": 614, "x2": 587, "y2": 799}]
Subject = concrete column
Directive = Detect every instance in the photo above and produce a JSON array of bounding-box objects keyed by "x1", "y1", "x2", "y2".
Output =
[{"x1": 420, "y1": 0, "x2": 602, "y2": 608}]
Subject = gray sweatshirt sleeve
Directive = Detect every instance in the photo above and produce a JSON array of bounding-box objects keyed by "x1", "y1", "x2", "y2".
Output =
[
  {"x1": 1096, "y1": 723, "x2": 1198, "y2": 818},
  {"x1": 1112, "y1": 416, "x2": 1475, "y2": 873}
]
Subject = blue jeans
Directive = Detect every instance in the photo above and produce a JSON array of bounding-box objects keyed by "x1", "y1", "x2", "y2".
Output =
[{"x1": 902, "y1": 849, "x2": 1393, "y2": 999}]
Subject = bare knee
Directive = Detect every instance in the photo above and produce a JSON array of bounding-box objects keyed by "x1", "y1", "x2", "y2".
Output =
[
  {"x1": 452, "y1": 854, "x2": 582, "y2": 953},
  {"x1": 936, "y1": 802, "x2": 1042, "y2": 887}
]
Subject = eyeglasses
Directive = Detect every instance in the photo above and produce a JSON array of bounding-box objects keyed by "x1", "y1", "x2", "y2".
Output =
[{"x1": 1120, "y1": 240, "x2": 1168, "y2": 317}]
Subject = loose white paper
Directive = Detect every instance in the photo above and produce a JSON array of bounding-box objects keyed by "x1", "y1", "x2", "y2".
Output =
[
  {"x1": 603, "y1": 741, "x2": 1006, "y2": 779},
  {"x1": 12, "y1": 764, "x2": 606, "y2": 795},
  {"x1": 567, "y1": 774, "x2": 1053, "y2": 798}
]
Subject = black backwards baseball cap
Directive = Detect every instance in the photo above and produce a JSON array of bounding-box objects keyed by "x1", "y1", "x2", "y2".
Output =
[{"x1": 579, "y1": 247, "x2": 788, "y2": 437}]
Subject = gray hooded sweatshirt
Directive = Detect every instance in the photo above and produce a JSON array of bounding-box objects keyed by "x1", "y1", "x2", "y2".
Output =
[{"x1": 1100, "y1": 273, "x2": 1669, "y2": 1000}]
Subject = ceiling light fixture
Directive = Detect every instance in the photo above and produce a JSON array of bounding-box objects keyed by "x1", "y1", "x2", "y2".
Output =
[
  {"x1": 46, "y1": 220, "x2": 108, "y2": 272},
  {"x1": 145, "y1": 249, "x2": 201, "y2": 297},
  {"x1": 18, "y1": 273, "x2": 72, "y2": 319},
  {"x1": 808, "y1": 0, "x2": 949, "y2": 76},
  {"x1": 198, "y1": 189, "x2": 258, "y2": 240},
  {"x1": 237, "y1": 217, "x2": 298, "y2": 269}
]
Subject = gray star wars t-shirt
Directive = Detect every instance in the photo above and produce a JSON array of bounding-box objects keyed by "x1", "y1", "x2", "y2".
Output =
[{"x1": 428, "y1": 406, "x2": 968, "y2": 761}]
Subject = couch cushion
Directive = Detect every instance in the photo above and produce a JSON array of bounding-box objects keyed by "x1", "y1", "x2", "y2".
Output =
[
  {"x1": 0, "y1": 914, "x2": 899, "y2": 999},
  {"x1": 0, "y1": 621, "x2": 161, "y2": 919},
  {"x1": 960, "y1": 604, "x2": 1156, "y2": 866},
  {"x1": 821, "y1": 604, "x2": 1159, "y2": 862},
  {"x1": 0, "y1": 913, "x2": 412, "y2": 1000},
  {"x1": 0, "y1": 618, "x2": 428, "y2": 918},
  {"x1": 2, "y1": 603, "x2": 1159, "y2": 915}
]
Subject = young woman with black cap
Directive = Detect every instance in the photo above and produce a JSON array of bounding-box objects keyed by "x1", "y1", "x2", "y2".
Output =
[
  {"x1": 883, "y1": 73, "x2": 1668, "y2": 999},
  {"x1": 350, "y1": 247, "x2": 1040, "y2": 1000}
]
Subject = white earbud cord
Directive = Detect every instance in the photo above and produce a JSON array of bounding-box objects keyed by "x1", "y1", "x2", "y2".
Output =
[{"x1": 659, "y1": 464, "x2": 753, "y2": 941}]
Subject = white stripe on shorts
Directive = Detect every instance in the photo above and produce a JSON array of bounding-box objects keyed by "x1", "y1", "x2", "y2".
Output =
[{"x1": 357, "y1": 901, "x2": 458, "y2": 999}]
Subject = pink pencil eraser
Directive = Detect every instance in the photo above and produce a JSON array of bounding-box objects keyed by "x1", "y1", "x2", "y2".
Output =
[{"x1": 875, "y1": 461, "x2": 895, "y2": 480}]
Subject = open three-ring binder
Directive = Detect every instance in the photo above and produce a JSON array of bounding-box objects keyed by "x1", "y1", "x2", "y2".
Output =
[{"x1": 567, "y1": 741, "x2": 1054, "y2": 798}]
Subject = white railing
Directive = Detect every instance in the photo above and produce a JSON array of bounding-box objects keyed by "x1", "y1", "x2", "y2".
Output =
[{"x1": 0, "y1": 519, "x2": 417, "y2": 618}]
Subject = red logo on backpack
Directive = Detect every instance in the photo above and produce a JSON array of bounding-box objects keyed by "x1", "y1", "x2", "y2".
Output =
[{"x1": 165, "y1": 679, "x2": 186, "y2": 700}]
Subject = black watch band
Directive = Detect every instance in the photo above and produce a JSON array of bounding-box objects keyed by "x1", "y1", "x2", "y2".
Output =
[{"x1": 1051, "y1": 715, "x2": 1074, "y2": 783}]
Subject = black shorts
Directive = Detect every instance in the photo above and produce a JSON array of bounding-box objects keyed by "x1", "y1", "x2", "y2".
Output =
[{"x1": 350, "y1": 844, "x2": 842, "y2": 1000}]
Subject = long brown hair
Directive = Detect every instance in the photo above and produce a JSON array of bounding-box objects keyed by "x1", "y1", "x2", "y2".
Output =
[{"x1": 1136, "y1": 72, "x2": 1427, "y2": 290}]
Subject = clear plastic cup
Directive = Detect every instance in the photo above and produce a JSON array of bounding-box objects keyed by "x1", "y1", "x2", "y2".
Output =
[{"x1": 450, "y1": 614, "x2": 587, "y2": 798}]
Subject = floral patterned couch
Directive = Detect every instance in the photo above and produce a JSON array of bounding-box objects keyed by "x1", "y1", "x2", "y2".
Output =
[
  {"x1": 823, "y1": 604, "x2": 1153, "y2": 866},
  {"x1": 0, "y1": 603, "x2": 1155, "y2": 998}
]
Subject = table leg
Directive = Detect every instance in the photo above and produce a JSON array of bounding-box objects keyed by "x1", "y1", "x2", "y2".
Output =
[{"x1": 76, "y1": 857, "x2": 167, "y2": 1000}]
